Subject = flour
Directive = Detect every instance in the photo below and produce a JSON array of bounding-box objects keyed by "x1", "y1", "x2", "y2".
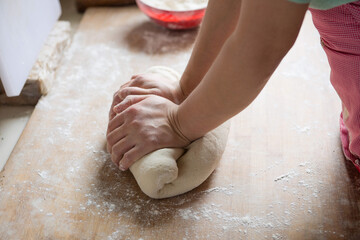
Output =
[
  {"x1": 125, "y1": 21, "x2": 198, "y2": 54},
  {"x1": 141, "y1": 0, "x2": 208, "y2": 11}
]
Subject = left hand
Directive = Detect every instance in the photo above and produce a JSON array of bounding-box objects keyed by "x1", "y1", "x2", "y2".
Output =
[
  {"x1": 106, "y1": 95, "x2": 190, "y2": 171},
  {"x1": 119, "y1": 72, "x2": 186, "y2": 104}
]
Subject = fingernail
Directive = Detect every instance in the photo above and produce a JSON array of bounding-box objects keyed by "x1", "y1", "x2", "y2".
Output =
[
  {"x1": 113, "y1": 106, "x2": 120, "y2": 113},
  {"x1": 119, "y1": 162, "x2": 126, "y2": 171}
]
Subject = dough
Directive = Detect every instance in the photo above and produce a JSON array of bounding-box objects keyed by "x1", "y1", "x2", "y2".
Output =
[{"x1": 129, "y1": 66, "x2": 230, "y2": 199}]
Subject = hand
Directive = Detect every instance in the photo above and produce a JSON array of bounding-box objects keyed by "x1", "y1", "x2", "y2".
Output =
[
  {"x1": 119, "y1": 72, "x2": 186, "y2": 104},
  {"x1": 106, "y1": 72, "x2": 185, "y2": 153},
  {"x1": 108, "y1": 90, "x2": 121, "y2": 121},
  {"x1": 106, "y1": 95, "x2": 190, "y2": 171},
  {"x1": 107, "y1": 90, "x2": 122, "y2": 153}
]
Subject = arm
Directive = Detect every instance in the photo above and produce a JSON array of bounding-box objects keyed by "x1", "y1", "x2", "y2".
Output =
[
  {"x1": 175, "y1": 0, "x2": 309, "y2": 140},
  {"x1": 179, "y1": 0, "x2": 242, "y2": 98}
]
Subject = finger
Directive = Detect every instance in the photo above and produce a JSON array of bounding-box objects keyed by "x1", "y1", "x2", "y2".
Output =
[
  {"x1": 111, "y1": 138, "x2": 135, "y2": 167},
  {"x1": 119, "y1": 81, "x2": 131, "y2": 91},
  {"x1": 131, "y1": 74, "x2": 139, "y2": 80},
  {"x1": 108, "y1": 113, "x2": 125, "y2": 133},
  {"x1": 109, "y1": 94, "x2": 121, "y2": 121},
  {"x1": 129, "y1": 75, "x2": 146, "y2": 87},
  {"x1": 119, "y1": 145, "x2": 146, "y2": 171},
  {"x1": 107, "y1": 125, "x2": 127, "y2": 149},
  {"x1": 129, "y1": 75, "x2": 156, "y2": 89},
  {"x1": 113, "y1": 95, "x2": 147, "y2": 114},
  {"x1": 120, "y1": 73, "x2": 143, "y2": 91},
  {"x1": 118, "y1": 86, "x2": 154, "y2": 100}
]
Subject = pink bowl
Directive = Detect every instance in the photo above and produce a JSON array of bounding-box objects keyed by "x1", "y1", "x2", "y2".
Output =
[{"x1": 135, "y1": 0, "x2": 206, "y2": 30}]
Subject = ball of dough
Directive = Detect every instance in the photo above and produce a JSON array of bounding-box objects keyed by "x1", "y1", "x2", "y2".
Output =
[{"x1": 129, "y1": 66, "x2": 230, "y2": 199}]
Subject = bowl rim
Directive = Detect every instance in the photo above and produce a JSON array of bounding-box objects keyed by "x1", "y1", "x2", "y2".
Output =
[{"x1": 136, "y1": 0, "x2": 207, "y2": 13}]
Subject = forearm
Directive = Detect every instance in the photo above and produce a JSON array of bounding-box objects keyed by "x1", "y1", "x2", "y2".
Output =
[
  {"x1": 177, "y1": 0, "x2": 308, "y2": 140},
  {"x1": 179, "y1": 0, "x2": 242, "y2": 98}
]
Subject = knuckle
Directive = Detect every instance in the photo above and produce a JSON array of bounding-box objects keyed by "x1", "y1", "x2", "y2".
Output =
[
  {"x1": 113, "y1": 91, "x2": 118, "y2": 98},
  {"x1": 133, "y1": 75, "x2": 145, "y2": 84},
  {"x1": 119, "y1": 88, "x2": 127, "y2": 97},
  {"x1": 106, "y1": 132, "x2": 115, "y2": 144},
  {"x1": 122, "y1": 153, "x2": 131, "y2": 164},
  {"x1": 151, "y1": 88, "x2": 161, "y2": 95},
  {"x1": 106, "y1": 133, "x2": 112, "y2": 142},
  {"x1": 108, "y1": 123, "x2": 114, "y2": 132},
  {"x1": 137, "y1": 75, "x2": 145, "y2": 81},
  {"x1": 147, "y1": 135, "x2": 159, "y2": 146},
  {"x1": 131, "y1": 119, "x2": 141, "y2": 128},
  {"x1": 124, "y1": 95, "x2": 133, "y2": 105},
  {"x1": 112, "y1": 143, "x2": 123, "y2": 156},
  {"x1": 127, "y1": 107, "x2": 138, "y2": 116},
  {"x1": 109, "y1": 109, "x2": 114, "y2": 117}
]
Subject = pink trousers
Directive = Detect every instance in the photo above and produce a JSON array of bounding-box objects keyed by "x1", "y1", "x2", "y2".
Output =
[{"x1": 310, "y1": 1, "x2": 360, "y2": 171}]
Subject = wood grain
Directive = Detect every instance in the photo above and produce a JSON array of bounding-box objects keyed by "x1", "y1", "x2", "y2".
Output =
[{"x1": 0, "y1": 6, "x2": 359, "y2": 239}]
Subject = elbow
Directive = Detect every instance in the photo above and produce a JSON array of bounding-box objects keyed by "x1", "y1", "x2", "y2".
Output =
[
  {"x1": 255, "y1": 35, "x2": 298, "y2": 80},
  {"x1": 267, "y1": 35, "x2": 297, "y2": 62}
]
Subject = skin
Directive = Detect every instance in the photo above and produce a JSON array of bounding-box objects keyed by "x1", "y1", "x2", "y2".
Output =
[{"x1": 107, "y1": 0, "x2": 309, "y2": 171}]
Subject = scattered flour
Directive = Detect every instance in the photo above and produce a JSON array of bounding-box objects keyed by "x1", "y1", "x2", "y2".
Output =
[
  {"x1": 274, "y1": 170, "x2": 298, "y2": 182},
  {"x1": 203, "y1": 185, "x2": 237, "y2": 195},
  {"x1": 37, "y1": 170, "x2": 49, "y2": 179},
  {"x1": 293, "y1": 125, "x2": 311, "y2": 134}
]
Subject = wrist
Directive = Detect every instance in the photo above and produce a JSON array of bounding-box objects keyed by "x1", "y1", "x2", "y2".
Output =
[
  {"x1": 167, "y1": 106, "x2": 192, "y2": 144},
  {"x1": 178, "y1": 71, "x2": 193, "y2": 100},
  {"x1": 173, "y1": 82, "x2": 186, "y2": 104}
]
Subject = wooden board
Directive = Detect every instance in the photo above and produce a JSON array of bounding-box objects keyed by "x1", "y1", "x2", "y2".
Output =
[{"x1": 1, "y1": 6, "x2": 360, "y2": 239}]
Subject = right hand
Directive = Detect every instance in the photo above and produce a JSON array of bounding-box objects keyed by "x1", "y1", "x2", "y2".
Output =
[
  {"x1": 107, "y1": 94, "x2": 191, "y2": 170},
  {"x1": 107, "y1": 72, "x2": 186, "y2": 153}
]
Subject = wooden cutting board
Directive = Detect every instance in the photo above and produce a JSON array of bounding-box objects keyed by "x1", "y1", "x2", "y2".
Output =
[{"x1": 1, "y1": 6, "x2": 360, "y2": 239}]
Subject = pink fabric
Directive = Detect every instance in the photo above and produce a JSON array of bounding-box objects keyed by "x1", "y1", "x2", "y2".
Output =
[
  {"x1": 310, "y1": 2, "x2": 360, "y2": 170},
  {"x1": 340, "y1": 113, "x2": 360, "y2": 171}
]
